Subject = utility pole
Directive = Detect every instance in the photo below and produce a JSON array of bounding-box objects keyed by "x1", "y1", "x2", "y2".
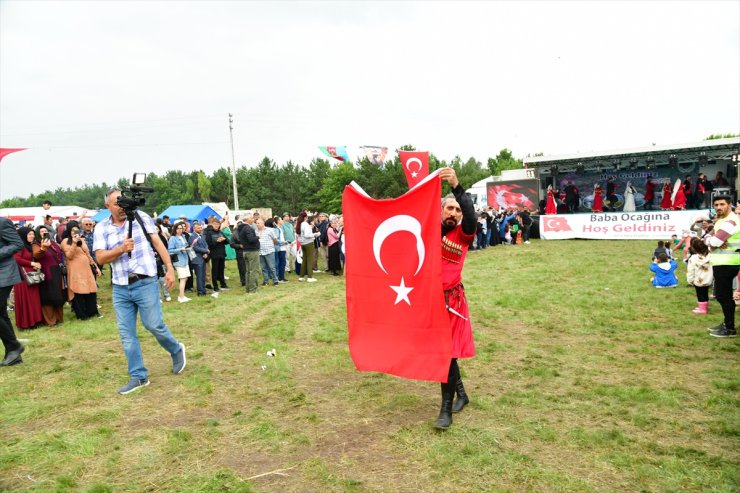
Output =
[{"x1": 228, "y1": 113, "x2": 239, "y2": 210}]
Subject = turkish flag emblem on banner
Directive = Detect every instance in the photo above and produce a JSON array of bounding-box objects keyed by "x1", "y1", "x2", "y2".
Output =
[
  {"x1": 342, "y1": 169, "x2": 452, "y2": 382},
  {"x1": 399, "y1": 151, "x2": 430, "y2": 189}
]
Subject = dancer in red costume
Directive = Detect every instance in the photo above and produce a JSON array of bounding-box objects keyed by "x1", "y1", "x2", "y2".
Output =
[
  {"x1": 435, "y1": 167, "x2": 476, "y2": 430},
  {"x1": 545, "y1": 185, "x2": 557, "y2": 215},
  {"x1": 592, "y1": 184, "x2": 604, "y2": 212},
  {"x1": 659, "y1": 180, "x2": 673, "y2": 210},
  {"x1": 644, "y1": 175, "x2": 657, "y2": 210},
  {"x1": 672, "y1": 178, "x2": 687, "y2": 210}
]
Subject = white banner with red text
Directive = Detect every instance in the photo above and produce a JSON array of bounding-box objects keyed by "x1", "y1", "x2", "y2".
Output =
[{"x1": 539, "y1": 210, "x2": 707, "y2": 240}]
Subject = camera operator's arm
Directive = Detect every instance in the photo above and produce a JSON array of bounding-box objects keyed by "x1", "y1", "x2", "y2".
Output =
[
  {"x1": 95, "y1": 237, "x2": 134, "y2": 265},
  {"x1": 150, "y1": 232, "x2": 175, "y2": 291}
]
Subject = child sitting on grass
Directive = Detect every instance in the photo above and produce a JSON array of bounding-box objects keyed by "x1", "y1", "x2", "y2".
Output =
[{"x1": 650, "y1": 252, "x2": 678, "y2": 288}]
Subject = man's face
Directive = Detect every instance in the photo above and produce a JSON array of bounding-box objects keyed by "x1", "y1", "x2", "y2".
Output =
[
  {"x1": 163, "y1": 218, "x2": 171, "y2": 225},
  {"x1": 283, "y1": 214, "x2": 290, "y2": 222},
  {"x1": 714, "y1": 199, "x2": 730, "y2": 217},
  {"x1": 107, "y1": 191, "x2": 127, "y2": 221},
  {"x1": 442, "y1": 198, "x2": 462, "y2": 227},
  {"x1": 246, "y1": 216, "x2": 254, "y2": 225},
  {"x1": 194, "y1": 223, "x2": 202, "y2": 234},
  {"x1": 256, "y1": 219, "x2": 264, "y2": 229},
  {"x1": 82, "y1": 220, "x2": 93, "y2": 232}
]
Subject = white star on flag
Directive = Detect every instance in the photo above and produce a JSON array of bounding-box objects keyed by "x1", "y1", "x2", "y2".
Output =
[
  {"x1": 411, "y1": 171, "x2": 418, "y2": 178},
  {"x1": 390, "y1": 277, "x2": 414, "y2": 305}
]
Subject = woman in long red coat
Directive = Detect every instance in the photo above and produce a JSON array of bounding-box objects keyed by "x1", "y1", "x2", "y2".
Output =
[
  {"x1": 13, "y1": 227, "x2": 43, "y2": 330},
  {"x1": 659, "y1": 180, "x2": 673, "y2": 210},
  {"x1": 592, "y1": 184, "x2": 604, "y2": 212},
  {"x1": 545, "y1": 185, "x2": 557, "y2": 215}
]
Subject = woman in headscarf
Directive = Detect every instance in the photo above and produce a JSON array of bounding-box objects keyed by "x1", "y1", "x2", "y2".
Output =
[
  {"x1": 13, "y1": 227, "x2": 44, "y2": 329},
  {"x1": 60, "y1": 220, "x2": 101, "y2": 320},
  {"x1": 623, "y1": 181, "x2": 637, "y2": 212},
  {"x1": 32, "y1": 224, "x2": 66, "y2": 326}
]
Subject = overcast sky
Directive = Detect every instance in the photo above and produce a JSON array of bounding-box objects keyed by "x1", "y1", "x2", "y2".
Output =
[{"x1": 1, "y1": 0, "x2": 738, "y2": 201}]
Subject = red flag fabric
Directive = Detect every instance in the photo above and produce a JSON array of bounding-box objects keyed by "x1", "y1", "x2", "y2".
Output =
[
  {"x1": 343, "y1": 169, "x2": 452, "y2": 382},
  {"x1": 399, "y1": 151, "x2": 430, "y2": 189},
  {"x1": 0, "y1": 148, "x2": 27, "y2": 163}
]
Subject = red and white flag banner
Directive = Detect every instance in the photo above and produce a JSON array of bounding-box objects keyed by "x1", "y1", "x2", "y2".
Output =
[
  {"x1": 0, "y1": 148, "x2": 27, "y2": 163},
  {"x1": 399, "y1": 151, "x2": 430, "y2": 189},
  {"x1": 342, "y1": 169, "x2": 452, "y2": 382}
]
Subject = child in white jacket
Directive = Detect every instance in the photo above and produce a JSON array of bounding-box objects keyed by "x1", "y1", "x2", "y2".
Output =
[{"x1": 687, "y1": 237, "x2": 713, "y2": 315}]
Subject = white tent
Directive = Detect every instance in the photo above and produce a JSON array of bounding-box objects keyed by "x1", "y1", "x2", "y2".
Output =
[{"x1": 0, "y1": 205, "x2": 97, "y2": 226}]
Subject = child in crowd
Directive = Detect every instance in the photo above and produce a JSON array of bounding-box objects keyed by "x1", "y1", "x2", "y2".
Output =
[
  {"x1": 650, "y1": 252, "x2": 678, "y2": 288},
  {"x1": 652, "y1": 241, "x2": 672, "y2": 261},
  {"x1": 671, "y1": 234, "x2": 679, "y2": 247},
  {"x1": 687, "y1": 238, "x2": 713, "y2": 315},
  {"x1": 673, "y1": 230, "x2": 693, "y2": 263}
]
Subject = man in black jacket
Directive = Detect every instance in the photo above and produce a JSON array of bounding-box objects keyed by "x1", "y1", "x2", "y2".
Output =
[
  {"x1": 230, "y1": 219, "x2": 247, "y2": 286},
  {"x1": 0, "y1": 218, "x2": 25, "y2": 366},
  {"x1": 239, "y1": 216, "x2": 261, "y2": 293}
]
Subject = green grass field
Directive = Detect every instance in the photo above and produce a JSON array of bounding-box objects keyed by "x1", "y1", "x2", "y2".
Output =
[{"x1": 1, "y1": 240, "x2": 738, "y2": 492}]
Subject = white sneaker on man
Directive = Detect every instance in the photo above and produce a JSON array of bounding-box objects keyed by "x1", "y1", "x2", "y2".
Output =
[
  {"x1": 307, "y1": 278, "x2": 317, "y2": 283},
  {"x1": 211, "y1": 292, "x2": 219, "y2": 298},
  {"x1": 298, "y1": 277, "x2": 305, "y2": 282}
]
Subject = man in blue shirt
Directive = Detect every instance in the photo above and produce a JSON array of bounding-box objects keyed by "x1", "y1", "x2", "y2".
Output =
[{"x1": 94, "y1": 188, "x2": 187, "y2": 395}]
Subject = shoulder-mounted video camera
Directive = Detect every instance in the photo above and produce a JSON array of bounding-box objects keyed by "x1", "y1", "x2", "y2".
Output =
[{"x1": 117, "y1": 173, "x2": 154, "y2": 214}]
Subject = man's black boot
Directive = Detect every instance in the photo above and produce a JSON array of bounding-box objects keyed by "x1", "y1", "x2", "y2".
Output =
[
  {"x1": 434, "y1": 383, "x2": 455, "y2": 430},
  {"x1": 452, "y1": 377, "x2": 469, "y2": 413},
  {"x1": 1, "y1": 345, "x2": 25, "y2": 367}
]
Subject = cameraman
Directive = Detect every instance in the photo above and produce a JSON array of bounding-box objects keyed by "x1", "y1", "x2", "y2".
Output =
[{"x1": 93, "y1": 188, "x2": 187, "y2": 395}]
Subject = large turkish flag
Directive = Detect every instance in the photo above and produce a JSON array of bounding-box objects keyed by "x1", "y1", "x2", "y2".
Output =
[
  {"x1": 399, "y1": 151, "x2": 430, "y2": 189},
  {"x1": 343, "y1": 169, "x2": 452, "y2": 382}
]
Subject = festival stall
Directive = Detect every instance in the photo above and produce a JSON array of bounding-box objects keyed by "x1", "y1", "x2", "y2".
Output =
[
  {"x1": 157, "y1": 205, "x2": 221, "y2": 225},
  {"x1": 0, "y1": 205, "x2": 97, "y2": 226}
]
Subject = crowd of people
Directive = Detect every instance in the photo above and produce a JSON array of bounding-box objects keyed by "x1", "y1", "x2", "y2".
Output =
[
  {"x1": 151, "y1": 210, "x2": 345, "y2": 300},
  {"x1": 542, "y1": 171, "x2": 730, "y2": 214},
  {"x1": 648, "y1": 194, "x2": 740, "y2": 338},
  {"x1": 471, "y1": 207, "x2": 534, "y2": 248}
]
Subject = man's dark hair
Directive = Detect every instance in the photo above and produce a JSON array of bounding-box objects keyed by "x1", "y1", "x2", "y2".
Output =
[
  {"x1": 42, "y1": 200, "x2": 52, "y2": 206},
  {"x1": 713, "y1": 194, "x2": 732, "y2": 204},
  {"x1": 657, "y1": 240, "x2": 664, "y2": 248}
]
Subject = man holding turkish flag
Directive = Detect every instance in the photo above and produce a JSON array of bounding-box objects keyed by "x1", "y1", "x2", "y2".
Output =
[
  {"x1": 399, "y1": 150, "x2": 430, "y2": 188},
  {"x1": 343, "y1": 167, "x2": 477, "y2": 430}
]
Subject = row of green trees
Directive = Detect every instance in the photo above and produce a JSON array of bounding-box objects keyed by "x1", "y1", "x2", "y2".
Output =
[{"x1": 0, "y1": 148, "x2": 523, "y2": 215}]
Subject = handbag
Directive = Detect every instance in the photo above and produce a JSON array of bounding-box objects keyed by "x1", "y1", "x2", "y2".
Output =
[
  {"x1": 170, "y1": 253, "x2": 179, "y2": 263},
  {"x1": 23, "y1": 269, "x2": 45, "y2": 286}
]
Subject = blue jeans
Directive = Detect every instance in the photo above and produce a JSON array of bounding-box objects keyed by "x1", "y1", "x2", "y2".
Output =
[
  {"x1": 192, "y1": 262, "x2": 206, "y2": 295},
  {"x1": 276, "y1": 251, "x2": 287, "y2": 281},
  {"x1": 112, "y1": 276, "x2": 180, "y2": 380},
  {"x1": 260, "y1": 254, "x2": 278, "y2": 284}
]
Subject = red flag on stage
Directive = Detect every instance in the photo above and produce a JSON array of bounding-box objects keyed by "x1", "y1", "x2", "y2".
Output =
[
  {"x1": 0, "y1": 148, "x2": 27, "y2": 163},
  {"x1": 342, "y1": 169, "x2": 452, "y2": 382},
  {"x1": 399, "y1": 151, "x2": 430, "y2": 189}
]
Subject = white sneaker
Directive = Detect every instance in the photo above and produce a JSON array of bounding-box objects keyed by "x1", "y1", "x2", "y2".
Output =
[
  {"x1": 524, "y1": 241, "x2": 530, "y2": 244},
  {"x1": 307, "y1": 278, "x2": 317, "y2": 283},
  {"x1": 298, "y1": 277, "x2": 305, "y2": 282},
  {"x1": 178, "y1": 296, "x2": 191, "y2": 303},
  {"x1": 224, "y1": 276, "x2": 230, "y2": 280},
  {"x1": 165, "y1": 296, "x2": 172, "y2": 302},
  {"x1": 211, "y1": 292, "x2": 219, "y2": 298}
]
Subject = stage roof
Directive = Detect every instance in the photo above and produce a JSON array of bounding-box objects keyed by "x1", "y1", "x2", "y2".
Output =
[{"x1": 523, "y1": 137, "x2": 740, "y2": 171}]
